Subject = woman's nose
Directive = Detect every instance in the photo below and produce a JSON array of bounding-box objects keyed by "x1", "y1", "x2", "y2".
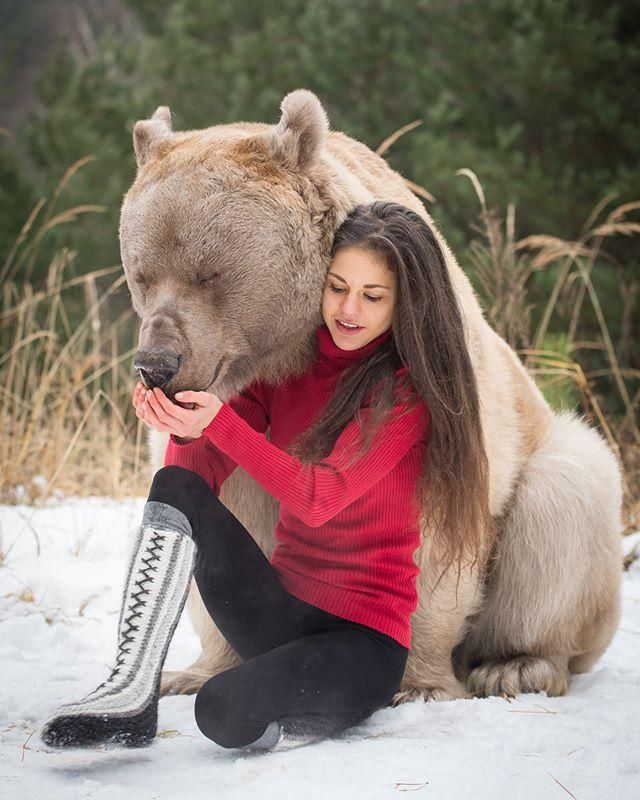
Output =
[{"x1": 340, "y1": 293, "x2": 361, "y2": 315}]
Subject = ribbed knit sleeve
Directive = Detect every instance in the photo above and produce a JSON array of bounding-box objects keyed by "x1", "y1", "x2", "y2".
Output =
[
  {"x1": 203, "y1": 396, "x2": 430, "y2": 527},
  {"x1": 163, "y1": 381, "x2": 270, "y2": 495}
]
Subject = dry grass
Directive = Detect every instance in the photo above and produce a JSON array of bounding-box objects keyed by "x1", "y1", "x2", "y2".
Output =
[
  {"x1": 0, "y1": 160, "x2": 149, "y2": 504},
  {"x1": 0, "y1": 157, "x2": 638, "y2": 536},
  {"x1": 458, "y1": 169, "x2": 639, "y2": 535}
]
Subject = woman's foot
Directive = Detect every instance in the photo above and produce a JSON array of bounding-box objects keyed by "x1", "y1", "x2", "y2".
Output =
[
  {"x1": 40, "y1": 701, "x2": 159, "y2": 748},
  {"x1": 247, "y1": 711, "x2": 367, "y2": 752},
  {"x1": 40, "y1": 504, "x2": 195, "y2": 749}
]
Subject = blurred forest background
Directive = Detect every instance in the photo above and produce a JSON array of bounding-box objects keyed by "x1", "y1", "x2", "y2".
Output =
[{"x1": 0, "y1": 0, "x2": 638, "y2": 530}]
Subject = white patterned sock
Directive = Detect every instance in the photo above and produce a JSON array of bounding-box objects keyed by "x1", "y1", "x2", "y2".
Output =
[{"x1": 40, "y1": 502, "x2": 195, "y2": 748}]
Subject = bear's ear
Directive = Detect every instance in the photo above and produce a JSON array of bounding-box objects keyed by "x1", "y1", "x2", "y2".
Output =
[
  {"x1": 133, "y1": 106, "x2": 173, "y2": 168},
  {"x1": 268, "y1": 89, "x2": 329, "y2": 173}
]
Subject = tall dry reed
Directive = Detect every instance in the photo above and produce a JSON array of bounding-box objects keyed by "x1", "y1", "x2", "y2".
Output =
[
  {"x1": 456, "y1": 169, "x2": 639, "y2": 534},
  {"x1": 0, "y1": 160, "x2": 148, "y2": 504}
]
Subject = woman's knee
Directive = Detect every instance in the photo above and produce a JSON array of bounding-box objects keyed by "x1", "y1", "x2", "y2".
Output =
[
  {"x1": 194, "y1": 678, "x2": 224, "y2": 744},
  {"x1": 147, "y1": 466, "x2": 222, "y2": 529},
  {"x1": 195, "y1": 673, "x2": 266, "y2": 749},
  {"x1": 149, "y1": 465, "x2": 209, "y2": 502},
  {"x1": 147, "y1": 467, "x2": 226, "y2": 549}
]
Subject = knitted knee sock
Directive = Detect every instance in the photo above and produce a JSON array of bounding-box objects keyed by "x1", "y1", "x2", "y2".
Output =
[{"x1": 40, "y1": 502, "x2": 195, "y2": 749}]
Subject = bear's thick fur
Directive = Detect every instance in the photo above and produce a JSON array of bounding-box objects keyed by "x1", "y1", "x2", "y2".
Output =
[{"x1": 119, "y1": 90, "x2": 622, "y2": 702}]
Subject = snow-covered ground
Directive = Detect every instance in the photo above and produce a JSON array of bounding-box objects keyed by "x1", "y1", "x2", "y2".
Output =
[{"x1": 1, "y1": 496, "x2": 638, "y2": 800}]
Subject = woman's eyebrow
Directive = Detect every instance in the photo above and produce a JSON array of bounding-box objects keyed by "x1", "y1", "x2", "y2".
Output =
[{"x1": 327, "y1": 271, "x2": 390, "y2": 290}]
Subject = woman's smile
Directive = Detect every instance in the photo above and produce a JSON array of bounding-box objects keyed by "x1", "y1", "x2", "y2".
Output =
[{"x1": 335, "y1": 319, "x2": 365, "y2": 336}]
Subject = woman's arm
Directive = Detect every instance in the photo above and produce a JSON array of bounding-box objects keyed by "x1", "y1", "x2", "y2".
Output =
[
  {"x1": 202, "y1": 396, "x2": 429, "y2": 527},
  {"x1": 160, "y1": 382, "x2": 271, "y2": 494}
]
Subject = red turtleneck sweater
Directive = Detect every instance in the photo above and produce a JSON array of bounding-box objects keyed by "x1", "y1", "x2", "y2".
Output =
[{"x1": 164, "y1": 324, "x2": 430, "y2": 648}]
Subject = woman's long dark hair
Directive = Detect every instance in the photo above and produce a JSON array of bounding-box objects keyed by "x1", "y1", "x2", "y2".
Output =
[{"x1": 288, "y1": 202, "x2": 492, "y2": 573}]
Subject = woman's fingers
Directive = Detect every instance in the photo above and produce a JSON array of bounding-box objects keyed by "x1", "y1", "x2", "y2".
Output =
[
  {"x1": 132, "y1": 380, "x2": 145, "y2": 408},
  {"x1": 135, "y1": 402, "x2": 153, "y2": 430},
  {"x1": 146, "y1": 388, "x2": 188, "y2": 427},
  {"x1": 141, "y1": 396, "x2": 168, "y2": 431},
  {"x1": 151, "y1": 387, "x2": 189, "y2": 419},
  {"x1": 134, "y1": 384, "x2": 201, "y2": 435},
  {"x1": 135, "y1": 387, "x2": 159, "y2": 430},
  {"x1": 174, "y1": 390, "x2": 209, "y2": 407},
  {"x1": 135, "y1": 399, "x2": 149, "y2": 423},
  {"x1": 146, "y1": 388, "x2": 198, "y2": 436}
]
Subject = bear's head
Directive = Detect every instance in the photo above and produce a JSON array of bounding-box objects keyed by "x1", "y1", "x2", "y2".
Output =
[{"x1": 119, "y1": 90, "x2": 350, "y2": 402}]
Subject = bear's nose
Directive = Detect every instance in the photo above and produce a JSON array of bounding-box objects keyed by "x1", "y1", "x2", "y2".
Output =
[{"x1": 133, "y1": 350, "x2": 181, "y2": 390}]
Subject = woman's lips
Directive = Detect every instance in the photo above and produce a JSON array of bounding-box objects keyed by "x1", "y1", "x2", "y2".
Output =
[{"x1": 336, "y1": 320, "x2": 364, "y2": 335}]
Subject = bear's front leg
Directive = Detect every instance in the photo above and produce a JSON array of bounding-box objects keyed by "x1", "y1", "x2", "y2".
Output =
[{"x1": 396, "y1": 548, "x2": 483, "y2": 703}]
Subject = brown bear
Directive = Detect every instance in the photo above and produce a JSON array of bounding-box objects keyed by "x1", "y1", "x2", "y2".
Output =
[{"x1": 119, "y1": 89, "x2": 623, "y2": 703}]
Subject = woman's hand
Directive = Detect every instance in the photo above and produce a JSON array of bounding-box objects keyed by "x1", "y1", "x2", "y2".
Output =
[{"x1": 132, "y1": 381, "x2": 223, "y2": 440}]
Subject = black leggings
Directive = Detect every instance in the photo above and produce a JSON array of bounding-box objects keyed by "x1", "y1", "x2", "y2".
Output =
[{"x1": 148, "y1": 465, "x2": 408, "y2": 749}]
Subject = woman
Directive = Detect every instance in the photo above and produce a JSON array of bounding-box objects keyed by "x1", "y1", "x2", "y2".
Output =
[{"x1": 40, "y1": 202, "x2": 490, "y2": 752}]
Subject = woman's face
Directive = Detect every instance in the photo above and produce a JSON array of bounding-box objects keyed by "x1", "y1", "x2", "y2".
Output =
[{"x1": 322, "y1": 246, "x2": 397, "y2": 350}]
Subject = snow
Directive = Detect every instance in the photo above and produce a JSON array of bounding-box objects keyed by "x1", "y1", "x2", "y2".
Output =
[{"x1": 1, "y1": 497, "x2": 638, "y2": 800}]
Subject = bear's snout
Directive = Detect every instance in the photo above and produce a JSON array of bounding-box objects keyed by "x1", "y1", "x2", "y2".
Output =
[{"x1": 134, "y1": 349, "x2": 181, "y2": 391}]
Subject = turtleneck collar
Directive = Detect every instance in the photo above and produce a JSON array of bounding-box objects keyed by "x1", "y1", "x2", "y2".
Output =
[{"x1": 315, "y1": 323, "x2": 392, "y2": 372}]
